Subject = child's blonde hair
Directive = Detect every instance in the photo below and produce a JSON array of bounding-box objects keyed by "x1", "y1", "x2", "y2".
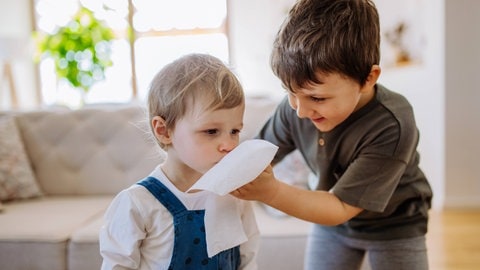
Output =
[{"x1": 147, "y1": 53, "x2": 245, "y2": 148}]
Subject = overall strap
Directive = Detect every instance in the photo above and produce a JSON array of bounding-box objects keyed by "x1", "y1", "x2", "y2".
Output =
[
  {"x1": 137, "y1": 176, "x2": 186, "y2": 216},
  {"x1": 138, "y1": 177, "x2": 240, "y2": 269}
]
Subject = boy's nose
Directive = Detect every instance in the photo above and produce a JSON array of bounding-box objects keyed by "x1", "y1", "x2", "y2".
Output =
[
  {"x1": 288, "y1": 95, "x2": 309, "y2": 119},
  {"x1": 295, "y1": 100, "x2": 310, "y2": 119}
]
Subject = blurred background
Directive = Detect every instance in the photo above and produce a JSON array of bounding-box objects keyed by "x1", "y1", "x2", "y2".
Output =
[{"x1": 0, "y1": 0, "x2": 479, "y2": 212}]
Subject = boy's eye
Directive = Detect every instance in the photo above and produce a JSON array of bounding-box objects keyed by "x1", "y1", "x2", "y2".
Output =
[
  {"x1": 230, "y1": 129, "x2": 241, "y2": 135},
  {"x1": 310, "y1": 96, "x2": 326, "y2": 102}
]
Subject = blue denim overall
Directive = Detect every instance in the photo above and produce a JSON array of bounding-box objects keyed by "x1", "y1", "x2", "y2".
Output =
[{"x1": 138, "y1": 177, "x2": 241, "y2": 270}]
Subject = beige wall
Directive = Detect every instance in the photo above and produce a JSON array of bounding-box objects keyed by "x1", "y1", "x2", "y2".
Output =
[{"x1": 444, "y1": 0, "x2": 480, "y2": 208}]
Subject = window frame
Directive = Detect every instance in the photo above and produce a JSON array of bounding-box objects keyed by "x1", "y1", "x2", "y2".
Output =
[{"x1": 31, "y1": 0, "x2": 230, "y2": 105}]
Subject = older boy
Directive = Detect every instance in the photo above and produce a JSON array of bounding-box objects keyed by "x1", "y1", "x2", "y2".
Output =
[{"x1": 232, "y1": 0, "x2": 433, "y2": 269}]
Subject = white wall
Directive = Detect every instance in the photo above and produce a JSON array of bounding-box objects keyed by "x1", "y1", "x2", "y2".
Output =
[
  {"x1": 376, "y1": 0, "x2": 445, "y2": 209},
  {"x1": 228, "y1": 0, "x2": 295, "y2": 100},
  {"x1": 0, "y1": 0, "x2": 31, "y2": 35},
  {"x1": 0, "y1": 0, "x2": 37, "y2": 109},
  {"x1": 444, "y1": 0, "x2": 480, "y2": 208}
]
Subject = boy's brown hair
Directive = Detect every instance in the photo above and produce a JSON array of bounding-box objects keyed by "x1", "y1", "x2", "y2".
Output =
[{"x1": 271, "y1": 0, "x2": 380, "y2": 91}]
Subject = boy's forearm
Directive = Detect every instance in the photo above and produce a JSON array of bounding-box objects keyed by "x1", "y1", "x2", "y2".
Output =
[{"x1": 266, "y1": 181, "x2": 363, "y2": 226}]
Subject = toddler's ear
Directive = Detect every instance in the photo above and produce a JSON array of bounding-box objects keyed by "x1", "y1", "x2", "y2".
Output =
[{"x1": 152, "y1": 116, "x2": 172, "y2": 145}]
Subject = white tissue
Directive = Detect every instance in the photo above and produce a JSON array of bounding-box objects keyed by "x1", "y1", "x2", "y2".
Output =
[
  {"x1": 187, "y1": 139, "x2": 278, "y2": 195},
  {"x1": 204, "y1": 195, "x2": 248, "y2": 257}
]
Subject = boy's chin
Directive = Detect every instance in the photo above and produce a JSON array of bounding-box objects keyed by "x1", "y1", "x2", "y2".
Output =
[{"x1": 313, "y1": 123, "x2": 334, "y2": 133}]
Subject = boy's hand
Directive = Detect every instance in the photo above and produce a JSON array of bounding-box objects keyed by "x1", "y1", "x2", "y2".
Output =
[{"x1": 230, "y1": 165, "x2": 280, "y2": 204}]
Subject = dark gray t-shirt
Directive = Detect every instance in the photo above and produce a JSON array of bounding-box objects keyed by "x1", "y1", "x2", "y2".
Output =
[{"x1": 257, "y1": 84, "x2": 433, "y2": 240}]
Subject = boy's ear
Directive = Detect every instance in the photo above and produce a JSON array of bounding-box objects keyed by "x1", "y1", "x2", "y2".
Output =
[
  {"x1": 152, "y1": 116, "x2": 172, "y2": 145},
  {"x1": 366, "y1": 65, "x2": 381, "y2": 86}
]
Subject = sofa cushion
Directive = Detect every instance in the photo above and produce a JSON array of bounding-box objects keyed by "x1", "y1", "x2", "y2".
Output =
[
  {"x1": 15, "y1": 105, "x2": 164, "y2": 195},
  {"x1": 69, "y1": 215, "x2": 105, "y2": 270},
  {"x1": 253, "y1": 203, "x2": 312, "y2": 270},
  {"x1": 0, "y1": 241, "x2": 67, "y2": 270},
  {"x1": 0, "y1": 116, "x2": 43, "y2": 201},
  {"x1": 0, "y1": 196, "x2": 113, "y2": 241},
  {"x1": 0, "y1": 196, "x2": 113, "y2": 270}
]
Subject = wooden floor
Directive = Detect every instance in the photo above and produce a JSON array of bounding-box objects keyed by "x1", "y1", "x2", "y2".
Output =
[{"x1": 427, "y1": 209, "x2": 480, "y2": 270}]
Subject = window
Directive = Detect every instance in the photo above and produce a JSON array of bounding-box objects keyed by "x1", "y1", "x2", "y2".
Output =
[{"x1": 33, "y1": 0, "x2": 229, "y2": 107}]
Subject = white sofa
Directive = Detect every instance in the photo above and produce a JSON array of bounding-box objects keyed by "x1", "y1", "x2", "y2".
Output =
[{"x1": 0, "y1": 98, "x2": 312, "y2": 270}]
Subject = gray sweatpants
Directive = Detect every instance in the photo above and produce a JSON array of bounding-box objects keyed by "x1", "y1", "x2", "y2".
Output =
[{"x1": 305, "y1": 224, "x2": 428, "y2": 270}]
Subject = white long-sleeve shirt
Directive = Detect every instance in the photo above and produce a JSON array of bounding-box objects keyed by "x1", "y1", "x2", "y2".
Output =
[{"x1": 100, "y1": 166, "x2": 259, "y2": 270}]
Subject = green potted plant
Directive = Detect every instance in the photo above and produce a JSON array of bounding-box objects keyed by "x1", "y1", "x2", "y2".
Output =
[{"x1": 34, "y1": 6, "x2": 114, "y2": 105}]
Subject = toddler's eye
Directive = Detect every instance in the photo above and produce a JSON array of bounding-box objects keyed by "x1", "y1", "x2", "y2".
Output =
[
  {"x1": 231, "y1": 129, "x2": 241, "y2": 135},
  {"x1": 205, "y1": 129, "x2": 219, "y2": 135}
]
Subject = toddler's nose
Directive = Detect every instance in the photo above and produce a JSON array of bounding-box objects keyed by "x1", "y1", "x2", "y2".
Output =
[{"x1": 218, "y1": 137, "x2": 238, "y2": 153}]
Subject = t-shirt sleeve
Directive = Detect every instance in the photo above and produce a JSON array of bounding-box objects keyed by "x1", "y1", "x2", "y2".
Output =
[
  {"x1": 333, "y1": 154, "x2": 408, "y2": 212},
  {"x1": 99, "y1": 190, "x2": 146, "y2": 269},
  {"x1": 332, "y1": 116, "x2": 417, "y2": 213},
  {"x1": 256, "y1": 96, "x2": 299, "y2": 163}
]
